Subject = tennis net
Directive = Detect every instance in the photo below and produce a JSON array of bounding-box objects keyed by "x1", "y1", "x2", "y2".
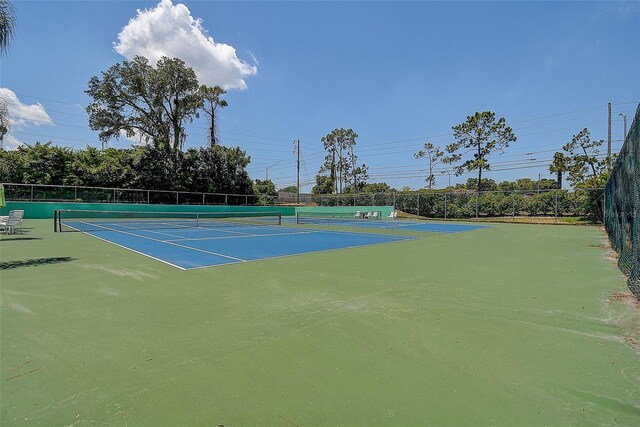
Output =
[
  {"x1": 54, "y1": 209, "x2": 282, "y2": 232},
  {"x1": 296, "y1": 210, "x2": 383, "y2": 225}
]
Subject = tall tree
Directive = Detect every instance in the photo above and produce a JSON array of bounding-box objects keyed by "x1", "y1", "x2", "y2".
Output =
[
  {"x1": 320, "y1": 128, "x2": 359, "y2": 193},
  {"x1": 199, "y1": 85, "x2": 228, "y2": 146},
  {"x1": 414, "y1": 142, "x2": 443, "y2": 189},
  {"x1": 86, "y1": 56, "x2": 202, "y2": 152},
  {"x1": 0, "y1": 0, "x2": 16, "y2": 55},
  {"x1": 444, "y1": 111, "x2": 516, "y2": 192},
  {"x1": 549, "y1": 152, "x2": 567, "y2": 189},
  {"x1": 561, "y1": 128, "x2": 605, "y2": 186}
]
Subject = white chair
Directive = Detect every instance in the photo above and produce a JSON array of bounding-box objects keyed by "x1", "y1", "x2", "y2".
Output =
[
  {"x1": 0, "y1": 210, "x2": 24, "y2": 234},
  {"x1": 387, "y1": 210, "x2": 398, "y2": 220},
  {"x1": 354, "y1": 210, "x2": 362, "y2": 219},
  {"x1": 371, "y1": 211, "x2": 379, "y2": 219}
]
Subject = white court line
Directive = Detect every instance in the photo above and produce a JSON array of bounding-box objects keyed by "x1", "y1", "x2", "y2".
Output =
[
  {"x1": 186, "y1": 234, "x2": 417, "y2": 271},
  {"x1": 166, "y1": 230, "x2": 318, "y2": 242},
  {"x1": 72, "y1": 221, "x2": 247, "y2": 263},
  {"x1": 116, "y1": 223, "x2": 257, "y2": 239}
]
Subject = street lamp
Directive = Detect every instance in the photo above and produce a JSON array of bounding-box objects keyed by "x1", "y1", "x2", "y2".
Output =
[
  {"x1": 265, "y1": 162, "x2": 279, "y2": 181},
  {"x1": 619, "y1": 112, "x2": 627, "y2": 143}
]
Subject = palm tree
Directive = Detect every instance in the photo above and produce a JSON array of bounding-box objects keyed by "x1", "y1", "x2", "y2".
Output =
[
  {"x1": 0, "y1": 0, "x2": 16, "y2": 55},
  {"x1": 199, "y1": 85, "x2": 228, "y2": 146}
]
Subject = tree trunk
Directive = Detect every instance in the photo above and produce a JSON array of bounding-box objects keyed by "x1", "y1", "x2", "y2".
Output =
[
  {"x1": 557, "y1": 170, "x2": 562, "y2": 189},
  {"x1": 209, "y1": 110, "x2": 215, "y2": 146}
]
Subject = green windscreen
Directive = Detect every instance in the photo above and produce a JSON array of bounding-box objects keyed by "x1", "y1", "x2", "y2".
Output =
[{"x1": 605, "y1": 103, "x2": 640, "y2": 299}]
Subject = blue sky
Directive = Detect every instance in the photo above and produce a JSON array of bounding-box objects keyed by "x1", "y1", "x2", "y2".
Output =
[{"x1": 1, "y1": 0, "x2": 639, "y2": 192}]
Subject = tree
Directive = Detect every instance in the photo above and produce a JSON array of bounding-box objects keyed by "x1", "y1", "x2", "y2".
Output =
[
  {"x1": 414, "y1": 142, "x2": 443, "y2": 189},
  {"x1": 86, "y1": 56, "x2": 202, "y2": 152},
  {"x1": 15, "y1": 142, "x2": 74, "y2": 184},
  {"x1": 312, "y1": 174, "x2": 334, "y2": 195},
  {"x1": 320, "y1": 128, "x2": 359, "y2": 193},
  {"x1": 362, "y1": 182, "x2": 394, "y2": 193},
  {"x1": 465, "y1": 178, "x2": 497, "y2": 191},
  {"x1": 0, "y1": 99, "x2": 10, "y2": 147},
  {"x1": 549, "y1": 152, "x2": 567, "y2": 189},
  {"x1": 200, "y1": 85, "x2": 228, "y2": 146},
  {"x1": 0, "y1": 0, "x2": 16, "y2": 55},
  {"x1": 445, "y1": 111, "x2": 516, "y2": 192},
  {"x1": 562, "y1": 128, "x2": 605, "y2": 186},
  {"x1": 344, "y1": 164, "x2": 369, "y2": 193},
  {"x1": 278, "y1": 185, "x2": 298, "y2": 193},
  {"x1": 253, "y1": 179, "x2": 276, "y2": 196}
]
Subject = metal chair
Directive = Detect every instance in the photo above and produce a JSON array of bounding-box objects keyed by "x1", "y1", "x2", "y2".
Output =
[{"x1": 0, "y1": 210, "x2": 24, "y2": 234}]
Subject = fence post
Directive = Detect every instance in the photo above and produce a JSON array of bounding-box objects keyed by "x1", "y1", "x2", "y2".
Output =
[
  {"x1": 245, "y1": 195, "x2": 248, "y2": 205},
  {"x1": 30, "y1": 185, "x2": 34, "y2": 201},
  {"x1": 225, "y1": 194, "x2": 228, "y2": 205},
  {"x1": 444, "y1": 194, "x2": 448, "y2": 219},
  {"x1": 202, "y1": 193, "x2": 205, "y2": 205},
  {"x1": 417, "y1": 194, "x2": 420, "y2": 217},
  {"x1": 147, "y1": 190, "x2": 150, "y2": 204},
  {"x1": 372, "y1": 193, "x2": 375, "y2": 207},
  {"x1": 176, "y1": 192, "x2": 179, "y2": 204},
  {"x1": 512, "y1": 194, "x2": 516, "y2": 221},
  {"x1": 554, "y1": 191, "x2": 558, "y2": 223},
  {"x1": 74, "y1": 186, "x2": 77, "y2": 200},
  {"x1": 393, "y1": 192, "x2": 396, "y2": 210},
  {"x1": 475, "y1": 192, "x2": 479, "y2": 219},
  {"x1": 113, "y1": 188, "x2": 116, "y2": 203}
]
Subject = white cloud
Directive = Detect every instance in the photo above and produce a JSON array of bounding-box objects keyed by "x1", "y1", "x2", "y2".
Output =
[
  {"x1": 114, "y1": 0, "x2": 257, "y2": 90},
  {"x1": 0, "y1": 88, "x2": 53, "y2": 128}
]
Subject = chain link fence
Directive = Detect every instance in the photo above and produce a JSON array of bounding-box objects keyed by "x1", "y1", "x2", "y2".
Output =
[
  {"x1": 0, "y1": 183, "x2": 278, "y2": 206},
  {"x1": 605, "y1": 104, "x2": 639, "y2": 299},
  {"x1": 313, "y1": 188, "x2": 605, "y2": 220}
]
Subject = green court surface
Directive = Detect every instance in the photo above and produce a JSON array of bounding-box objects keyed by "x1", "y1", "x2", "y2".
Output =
[{"x1": 1, "y1": 220, "x2": 639, "y2": 425}]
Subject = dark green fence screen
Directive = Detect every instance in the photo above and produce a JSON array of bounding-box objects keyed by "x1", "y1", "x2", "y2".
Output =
[{"x1": 605, "y1": 104, "x2": 639, "y2": 299}]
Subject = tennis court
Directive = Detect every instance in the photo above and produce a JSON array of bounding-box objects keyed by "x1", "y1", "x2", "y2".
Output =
[
  {"x1": 292, "y1": 213, "x2": 489, "y2": 233},
  {"x1": 54, "y1": 210, "x2": 415, "y2": 269},
  {"x1": 2, "y1": 217, "x2": 639, "y2": 425}
]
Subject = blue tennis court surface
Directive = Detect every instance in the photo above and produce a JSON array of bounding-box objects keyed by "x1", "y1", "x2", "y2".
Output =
[
  {"x1": 289, "y1": 217, "x2": 489, "y2": 233},
  {"x1": 64, "y1": 221, "x2": 414, "y2": 270}
]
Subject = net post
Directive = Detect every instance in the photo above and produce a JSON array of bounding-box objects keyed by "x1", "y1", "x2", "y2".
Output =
[
  {"x1": 296, "y1": 211, "x2": 300, "y2": 224},
  {"x1": 277, "y1": 213, "x2": 282, "y2": 225},
  {"x1": 53, "y1": 210, "x2": 58, "y2": 232}
]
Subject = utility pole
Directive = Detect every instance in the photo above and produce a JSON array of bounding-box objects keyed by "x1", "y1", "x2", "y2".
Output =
[
  {"x1": 608, "y1": 102, "x2": 612, "y2": 170},
  {"x1": 293, "y1": 139, "x2": 300, "y2": 204}
]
